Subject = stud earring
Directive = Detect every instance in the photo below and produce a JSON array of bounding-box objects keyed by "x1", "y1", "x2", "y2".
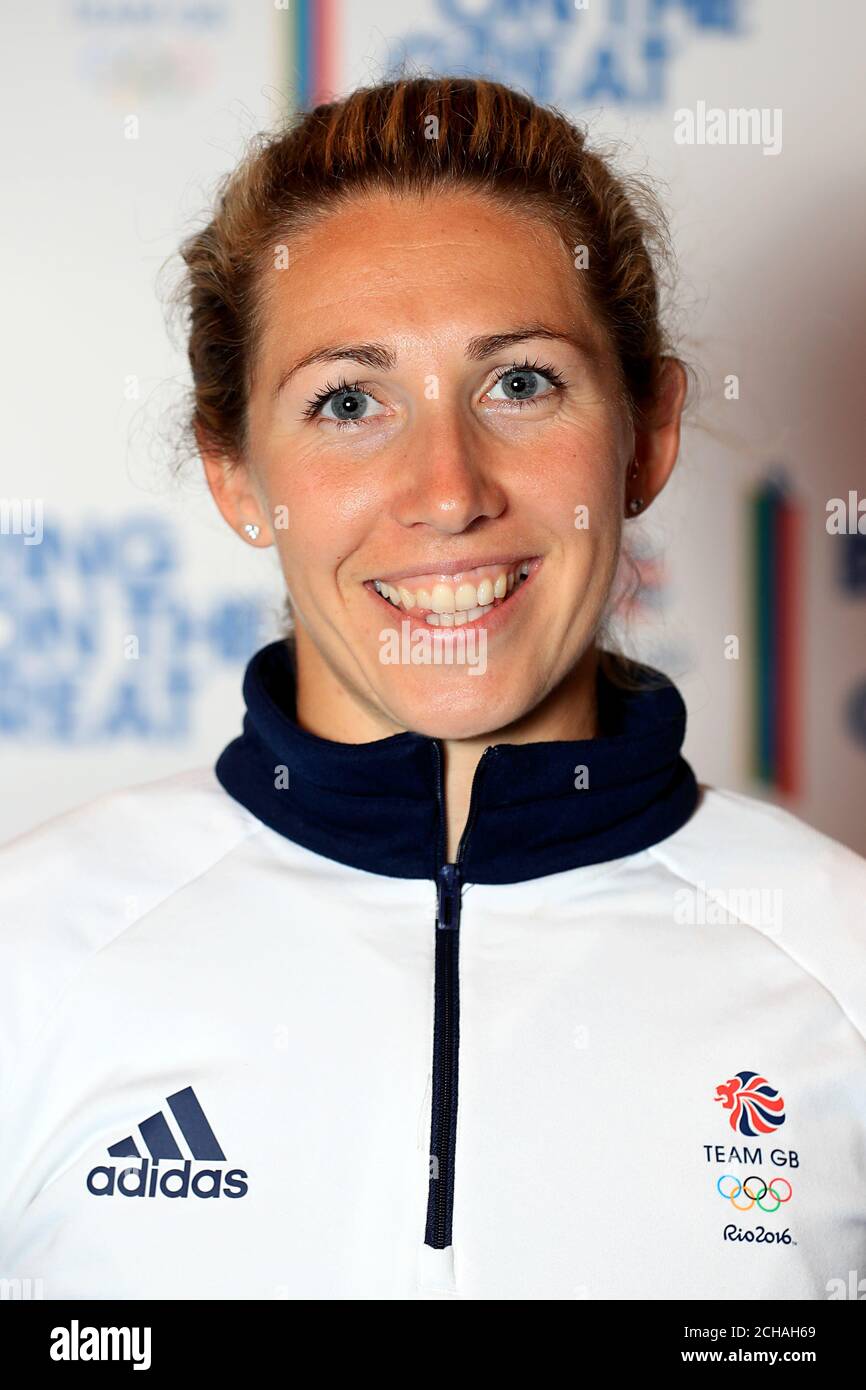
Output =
[{"x1": 242, "y1": 523, "x2": 261, "y2": 541}]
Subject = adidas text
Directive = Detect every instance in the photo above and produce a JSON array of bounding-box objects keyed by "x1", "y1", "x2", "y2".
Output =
[{"x1": 87, "y1": 1157, "x2": 248, "y2": 1198}]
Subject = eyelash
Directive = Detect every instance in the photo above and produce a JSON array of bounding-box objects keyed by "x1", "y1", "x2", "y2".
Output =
[{"x1": 300, "y1": 357, "x2": 569, "y2": 428}]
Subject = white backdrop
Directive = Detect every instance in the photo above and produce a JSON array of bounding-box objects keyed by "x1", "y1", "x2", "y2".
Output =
[{"x1": 1, "y1": 0, "x2": 864, "y2": 852}]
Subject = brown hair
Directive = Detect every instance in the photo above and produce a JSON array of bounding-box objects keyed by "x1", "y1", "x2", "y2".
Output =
[{"x1": 167, "y1": 74, "x2": 688, "y2": 691}]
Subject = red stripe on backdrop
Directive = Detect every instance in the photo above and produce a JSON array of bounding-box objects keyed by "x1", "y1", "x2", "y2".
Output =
[
  {"x1": 775, "y1": 498, "x2": 801, "y2": 798},
  {"x1": 313, "y1": 0, "x2": 339, "y2": 105}
]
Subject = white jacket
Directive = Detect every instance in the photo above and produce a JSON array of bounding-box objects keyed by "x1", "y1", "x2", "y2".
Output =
[{"x1": 1, "y1": 639, "x2": 864, "y2": 1300}]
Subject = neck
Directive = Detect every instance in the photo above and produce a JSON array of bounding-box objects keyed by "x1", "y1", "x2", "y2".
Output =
[
  {"x1": 215, "y1": 638, "x2": 699, "y2": 884},
  {"x1": 292, "y1": 628, "x2": 600, "y2": 862}
]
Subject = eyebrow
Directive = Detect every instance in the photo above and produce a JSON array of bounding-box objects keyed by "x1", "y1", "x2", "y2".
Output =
[{"x1": 271, "y1": 325, "x2": 599, "y2": 398}]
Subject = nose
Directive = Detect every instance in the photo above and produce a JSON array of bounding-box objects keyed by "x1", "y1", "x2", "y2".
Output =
[{"x1": 391, "y1": 411, "x2": 506, "y2": 535}]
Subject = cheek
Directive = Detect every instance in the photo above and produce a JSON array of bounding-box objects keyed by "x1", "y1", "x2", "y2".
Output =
[
  {"x1": 262, "y1": 455, "x2": 385, "y2": 592},
  {"x1": 527, "y1": 435, "x2": 624, "y2": 545}
]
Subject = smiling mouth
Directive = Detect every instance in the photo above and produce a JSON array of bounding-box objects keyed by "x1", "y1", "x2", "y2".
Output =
[{"x1": 364, "y1": 556, "x2": 540, "y2": 626}]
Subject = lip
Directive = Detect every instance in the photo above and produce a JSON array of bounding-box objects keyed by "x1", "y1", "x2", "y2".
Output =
[
  {"x1": 363, "y1": 556, "x2": 543, "y2": 637},
  {"x1": 368, "y1": 553, "x2": 539, "y2": 584}
]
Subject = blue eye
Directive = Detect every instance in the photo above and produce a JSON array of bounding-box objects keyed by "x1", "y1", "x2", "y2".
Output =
[
  {"x1": 487, "y1": 360, "x2": 567, "y2": 404},
  {"x1": 303, "y1": 378, "x2": 386, "y2": 428}
]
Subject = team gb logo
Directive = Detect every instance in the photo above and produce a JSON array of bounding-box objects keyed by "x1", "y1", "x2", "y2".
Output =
[{"x1": 714, "y1": 1070, "x2": 786, "y2": 1136}]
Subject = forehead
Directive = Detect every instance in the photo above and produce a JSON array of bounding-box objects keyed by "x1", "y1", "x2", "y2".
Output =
[{"x1": 254, "y1": 188, "x2": 609, "y2": 367}]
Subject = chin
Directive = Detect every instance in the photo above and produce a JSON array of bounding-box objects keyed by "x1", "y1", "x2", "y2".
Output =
[{"x1": 375, "y1": 671, "x2": 534, "y2": 742}]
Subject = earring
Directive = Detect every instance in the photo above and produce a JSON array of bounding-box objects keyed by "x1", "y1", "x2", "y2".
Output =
[{"x1": 242, "y1": 523, "x2": 261, "y2": 541}]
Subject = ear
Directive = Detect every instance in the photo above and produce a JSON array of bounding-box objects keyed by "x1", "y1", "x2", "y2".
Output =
[
  {"x1": 627, "y1": 358, "x2": 688, "y2": 517},
  {"x1": 195, "y1": 422, "x2": 273, "y2": 546}
]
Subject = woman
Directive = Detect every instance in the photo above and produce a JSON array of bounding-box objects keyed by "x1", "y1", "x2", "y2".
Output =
[{"x1": 1, "y1": 76, "x2": 864, "y2": 1302}]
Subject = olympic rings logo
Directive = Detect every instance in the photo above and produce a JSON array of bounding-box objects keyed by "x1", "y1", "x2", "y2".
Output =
[{"x1": 717, "y1": 1173, "x2": 793, "y2": 1213}]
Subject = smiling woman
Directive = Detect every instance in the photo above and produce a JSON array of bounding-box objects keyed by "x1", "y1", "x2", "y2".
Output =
[
  {"x1": 1, "y1": 75, "x2": 865, "y2": 1304},
  {"x1": 175, "y1": 75, "x2": 688, "y2": 779}
]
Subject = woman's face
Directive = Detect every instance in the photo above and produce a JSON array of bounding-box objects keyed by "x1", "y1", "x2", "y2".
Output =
[{"x1": 219, "y1": 190, "x2": 644, "y2": 739}]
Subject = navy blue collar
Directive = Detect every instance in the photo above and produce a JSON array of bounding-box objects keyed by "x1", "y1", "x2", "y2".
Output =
[{"x1": 215, "y1": 638, "x2": 699, "y2": 884}]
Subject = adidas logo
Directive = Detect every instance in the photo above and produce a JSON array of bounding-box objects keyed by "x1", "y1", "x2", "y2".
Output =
[{"x1": 86, "y1": 1085, "x2": 248, "y2": 1199}]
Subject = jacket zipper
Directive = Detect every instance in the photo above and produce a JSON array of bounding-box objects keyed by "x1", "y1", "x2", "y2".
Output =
[{"x1": 425, "y1": 742, "x2": 497, "y2": 1249}]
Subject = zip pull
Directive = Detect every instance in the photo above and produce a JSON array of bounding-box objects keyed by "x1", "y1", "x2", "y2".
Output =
[{"x1": 436, "y1": 862, "x2": 462, "y2": 931}]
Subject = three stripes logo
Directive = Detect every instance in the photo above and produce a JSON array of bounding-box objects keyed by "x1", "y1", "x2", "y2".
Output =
[{"x1": 86, "y1": 1085, "x2": 248, "y2": 1199}]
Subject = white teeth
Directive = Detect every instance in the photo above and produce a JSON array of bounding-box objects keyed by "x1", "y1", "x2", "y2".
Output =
[
  {"x1": 431, "y1": 582, "x2": 456, "y2": 614},
  {"x1": 454, "y1": 582, "x2": 478, "y2": 612},
  {"x1": 426, "y1": 603, "x2": 490, "y2": 626},
  {"x1": 373, "y1": 560, "x2": 534, "y2": 619}
]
